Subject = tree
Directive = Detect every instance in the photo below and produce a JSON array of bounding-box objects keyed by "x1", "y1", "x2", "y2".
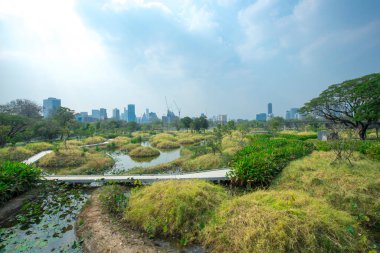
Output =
[
  {"x1": 301, "y1": 73, "x2": 380, "y2": 140},
  {"x1": 0, "y1": 113, "x2": 30, "y2": 146},
  {"x1": 267, "y1": 116, "x2": 284, "y2": 133},
  {"x1": 53, "y1": 107, "x2": 75, "y2": 146},
  {"x1": 181, "y1": 117, "x2": 193, "y2": 132},
  {"x1": 0, "y1": 99, "x2": 42, "y2": 118},
  {"x1": 33, "y1": 119, "x2": 60, "y2": 140}
]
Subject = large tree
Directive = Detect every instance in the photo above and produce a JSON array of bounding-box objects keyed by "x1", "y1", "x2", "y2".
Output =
[
  {"x1": 0, "y1": 99, "x2": 42, "y2": 118},
  {"x1": 301, "y1": 73, "x2": 380, "y2": 140},
  {"x1": 0, "y1": 113, "x2": 30, "y2": 146}
]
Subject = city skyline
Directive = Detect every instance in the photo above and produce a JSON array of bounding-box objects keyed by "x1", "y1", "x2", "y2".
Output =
[{"x1": 1, "y1": 1, "x2": 379, "y2": 118}]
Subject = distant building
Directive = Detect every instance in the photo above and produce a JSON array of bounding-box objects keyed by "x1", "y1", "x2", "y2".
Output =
[
  {"x1": 92, "y1": 109, "x2": 100, "y2": 120},
  {"x1": 75, "y1": 112, "x2": 96, "y2": 122},
  {"x1": 285, "y1": 107, "x2": 302, "y2": 120},
  {"x1": 99, "y1": 108, "x2": 107, "y2": 120},
  {"x1": 141, "y1": 109, "x2": 159, "y2": 124},
  {"x1": 127, "y1": 104, "x2": 136, "y2": 122},
  {"x1": 268, "y1": 103, "x2": 272, "y2": 115},
  {"x1": 112, "y1": 108, "x2": 120, "y2": 120},
  {"x1": 43, "y1": 97, "x2": 61, "y2": 118},
  {"x1": 162, "y1": 110, "x2": 178, "y2": 124},
  {"x1": 256, "y1": 113, "x2": 267, "y2": 121},
  {"x1": 214, "y1": 115, "x2": 227, "y2": 125}
]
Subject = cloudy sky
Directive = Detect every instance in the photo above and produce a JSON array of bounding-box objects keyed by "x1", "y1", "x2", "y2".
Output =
[{"x1": 0, "y1": 0, "x2": 379, "y2": 119}]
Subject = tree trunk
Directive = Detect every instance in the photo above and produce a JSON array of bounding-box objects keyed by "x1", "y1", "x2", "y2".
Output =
[{"x1": 357, "y1": 124, "x2": 369, "y2": 140}]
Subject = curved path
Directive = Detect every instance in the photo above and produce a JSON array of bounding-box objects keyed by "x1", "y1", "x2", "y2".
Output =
[{"x1": 44, "y1": 168, "x2": 231, "y2": 184}]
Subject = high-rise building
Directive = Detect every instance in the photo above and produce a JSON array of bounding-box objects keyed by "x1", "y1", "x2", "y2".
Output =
[
  {"x1": 285, "y1": 107, "x2": 301, "y2": 120},
  {"x1": 92, "y1": 109, "x2": 100, "y2": 120},
  {"x1": 112, "y1": 108, "x2": 120, "y2": 120},
  {"x1": 215, "y1": 115, "x2": 227, "y2": 125},
  {"x1": 127, "y1": 104, "x2": 136, "y2": 122},
  {"x1": 99, "y1": 108, "x2": 107, "y2": 120},
  {"x1": 256, "y1": 113, "x2": 267, "y2": 121},
  {"x1": 43, "y1": 97, "x2": 61, "y2": 118},
  {"x1": 268, "y1": 103, "x2": 272, "y2": 115}
]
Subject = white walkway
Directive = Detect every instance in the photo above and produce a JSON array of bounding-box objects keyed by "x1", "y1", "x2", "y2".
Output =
[
  {"x1": 43, "y1": 169, "x2": 231, "y2": 184},
  {"x1": 23, "y1": 150, "x2": 53, "y2": 165}
]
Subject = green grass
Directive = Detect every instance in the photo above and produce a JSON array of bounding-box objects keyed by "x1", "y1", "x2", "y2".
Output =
[
  {"x1": 203, "y1": 190, "x2": 369, "y2": 253},
  {"x1": 124, "y1": 180, "x2": 228, "y2": 243},
  {"x1": 155, "y1": 140, "x2": 180, "y2": 149},
  {"x1": 182, "y1": 153, "x2": 223, "y2": 172},
  {"x1": 24, "y1": 142, "x2": 54, "y2": 153},
  {"x1": 272, "y1": 151, "x2": 380, "y2": 232},
  {"x1": 83, "y1": 136, "x2": 106, "y2": 145},
  {"x1": 0, "y1": 161, "x2": 41, "y2": 205},
  {"x1": 0, "y1": 147, "x2": 33, "y2": 162},
  {"x1": 128, "y1": 146, "x2": 160, "y2": 158}
]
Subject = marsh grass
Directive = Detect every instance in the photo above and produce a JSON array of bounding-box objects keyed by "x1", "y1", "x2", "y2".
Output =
[
  {"x1": 0, "y1": 147, "x2": 33, "y2": 161},
  {"x1": 272, "y1": 151, "x2": 380, "y2": 231},
  {"x1": 155, "y1": 140, "x2": 180, "y2": 149},
  {"x1": 83, "y1": 136, "x2": 106, "y2": 145},
  {"x1": 119, "y1": 143, "x2": 141, "y2": 152},
  {"x1": 124, "y1": 180, "x2": 228, "y2": 244},
  {"x1": 203, "y1": 190, "x2": 369, "y2": 253},
  {"x1": 182, "y1": 153, "x2": 223, "y2": 172},
  {"x1": 128, "y1": 146, "x2": 160, "y2": 158},
  {"x1": 24, "y1": 142, "x2": 54, "y2": 153}
]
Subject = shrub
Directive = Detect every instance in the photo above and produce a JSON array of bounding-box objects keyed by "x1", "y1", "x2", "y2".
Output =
[
  {"x1": 203, "y1": 190, "x2": 368, "y2": 253},
  {"x1": 0, "y1": 161, "x2": 41, "y2": 205},
  {"x1": 367, "y1": 142, "x2": 380, "y2": 160},
  {"x1": 124, "y1": 180, "x2": 228, "y2": 243},
  {"x1": 229, "y1": 138, "x2": 314, "y2": 187},
  {"x1": 182, "y1": 154, "x2": 223, "y2": 172},
  {"x1": 155, "y1": 140, "x2": 180, "y2": 149},
  {"x1": 98, "y1": 185, "x2": 129, "y2": 215},
  {"x1": 278, "y1": 133, "x2": 318, "y2": 141},
  {"x1": 273, "y1": 151, "x2": 380, "y2": 231},
  {"x1": 25, "y1": 142, "x2": 54, "y2": 153},
  {"x1": 128, "y1": 147, "x2": 160, "y2": 158},
  {"x1": 83, "y1": 136, "x2": 106, "y2": 145},
  {"x1": 0, "y1": 147, "x2": 33, "y2": 162}
]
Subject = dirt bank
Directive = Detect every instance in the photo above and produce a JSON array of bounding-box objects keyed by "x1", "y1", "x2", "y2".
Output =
[{"x1": 76, "y1": 192, "x2": 169, "y2": 253}]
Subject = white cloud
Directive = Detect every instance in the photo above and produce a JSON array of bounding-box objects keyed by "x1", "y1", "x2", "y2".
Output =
[
  {"x1": 103, "y1": 0, "x2": 172, "y2": 14},
  {"x1": 179, "y1": 3, "x2": 218, "y2": 32}
]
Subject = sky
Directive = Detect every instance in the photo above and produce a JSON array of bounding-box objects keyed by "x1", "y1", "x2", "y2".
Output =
[{"x1": 0, "y1": 0, "x2": 379, "y2": 119}]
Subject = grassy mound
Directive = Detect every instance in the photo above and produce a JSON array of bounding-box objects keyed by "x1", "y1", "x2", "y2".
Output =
[
  {"x1": 59, "y1": 140, "x2": 83, "y2": 148},
  {"x1": 203, "y1": 190, "x2": 368, "y2": 253},
  {"x1": 182, "y1": 154, "x2": 223, "y2": 172},
  {"x1": 0, "y1": 161, "x2": 41, "y2": 205},
  {"x1": 124, "y1": 180, "x2": 228, "y2": 243},
  {"x1": 25, "y1": 142, "x2": 54, "y2": 153},
  {"x1": 0, "y1": 147, "x2": 33, "y2": 161},
  {"x1": 38, "y1": 148, "x2": 86, "y2": 168},
  {"x1": 128, "y1": 147, "x2": 160, "y2": 158},
  {"x1": 155, "y1": 140, "x2": 180, "y2": 149},
  {"x1": 83, "y1": 136, "x2": 106, "y2": 145},
  {"x1": 272, "y1": 151, "x2": 380, "y2": 230},
  {"x1": 119, "y1": 143, "x2": 140, "y2": 152},
  {"x1": 150, "y1": 133, "x2": 177, "y2": 147},
  {"x1": 111, "y1": 136, "x2": 131, "y2": 147}
]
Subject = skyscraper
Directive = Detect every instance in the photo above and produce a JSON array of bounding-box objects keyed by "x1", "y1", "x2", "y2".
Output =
[
  {"x1": 43, "y1": 97, "x2": 61, "y2": 118},
  {"x1": 268, "y1": 103, "x2": 272, "y2": 115},
  {"x1": 127, "y1": 104, "x2": 136, "y2": 122},
  {"x1": 112, "y1": 108, "x2": 120, "y2": 120},
  {"x1": 92, "y1": 109, "x2": 100, "y2": 120},
  {"x1": 99, "y1": 108, "x2": 107, "y2": 120},
  {"x1": 256, "y1": 113, "x2": 267, "y2": 121}
]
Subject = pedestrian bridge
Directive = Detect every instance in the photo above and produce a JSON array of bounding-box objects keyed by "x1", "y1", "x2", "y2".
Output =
[{"x1": 43, "y1": 169, "x2": 231, "y2": 184}]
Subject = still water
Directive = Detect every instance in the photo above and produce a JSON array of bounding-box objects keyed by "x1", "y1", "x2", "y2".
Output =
[
  {"x1": 0, "y1": 183, "x2": 90, "y2": 253},
  {"x1": 106, "y1": 145, "x2": 181, "y2": 175}
]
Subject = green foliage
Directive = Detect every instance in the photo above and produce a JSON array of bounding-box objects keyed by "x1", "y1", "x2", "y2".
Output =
[
  {"x1": 273, "y1": 151, "x2": 380, "y2": 231},
  {"x1": 278, "y1": 133, "x2": 317, "y2": 141},
  {"x1": 0, "y1": 113, "x2": 30, "y2": 146},
  {"x1": 230, "y1": 138, "x2": 314, "y2": 187},
  {"x1": 130, "y1": 136, "x2": 142, "y2": 144},
  {"x1": 83, "y1": 136, "x2": 106, "y2": 145},
  {"x1": 128, "y1": 146, "x2": 160, "y2": 158},
  {"x1": 24, "y1": 142, "x2": 54, "y2": 153},
  {"x1": 0, "y1": 147, "x2": 33, "y2": 162},
  {"x1": 182, "y1": 153, "x2": 223, "y2": 172},
  {"x1": 301, "y1": 73, "x2": 380, "y2": 140},
  {"x1": 0, "y1": 161, "x2": 41, "y2": 205},
  {"x1": 203, "y1": 190, "x2": 369, "y2": 253},
  {"x1": 124, "y1": 180, "x2": 228, "y2": 243},
  {"x1": 98, "y1": 185, "x2": 129, "y2": 215}
]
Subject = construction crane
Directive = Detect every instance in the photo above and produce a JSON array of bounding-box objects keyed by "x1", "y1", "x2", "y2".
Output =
[
  {"x1": 173, "y1": 100, "x2": 181, "y2": 119},
  {"x1": 165, "y1": 96, "x2": 170, "y2": 114}
]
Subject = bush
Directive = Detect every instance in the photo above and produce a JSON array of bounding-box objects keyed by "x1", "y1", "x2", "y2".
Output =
[
  {"x1": 278, "y1": 133, "x2": 317, "y2": 141},
  {"x1": 367, "y1": 142, "x2": 380, "y2": 160},
  {"x1": 25, "y1": 142, "x2": 54, "y2": 153},
  {"x1": 0, "y1": 161, "x2": 41, "y2": 205},
  {"x1": 98, "y1": 185, "x2": 129, "y2": 215},
  {"x1": 128, "y1": 147, "x2": 160, "y2": 158},
  {"x1": 83, "y1": 136, "x2": 106, "y2": 145},
  {"x1": 0, "y1": 147, "x2": 33, "y2": 162},
  {"x1": 229, "y1": 138, "x2": 314, "y2": 187},
  {"x1": 203, "y1": 190, "x2": 368, "y2": 253},
  {"x1": 124, "y1": 180, "x2": 228, "y2": 243},
  {"x1": 273, "y1": 151, "x2": 380, "y2": 231}
]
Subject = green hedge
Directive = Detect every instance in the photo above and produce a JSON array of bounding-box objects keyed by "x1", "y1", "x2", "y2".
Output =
[
  {"x1": 0, "y1": 161, "x2": 41, "y2": 205},
  {"x1": 277, "y1": 133, "x2": 318, "y2": 141},
  {"x1": 229, "y1": 139, "x2": 314, "y2": 187}
]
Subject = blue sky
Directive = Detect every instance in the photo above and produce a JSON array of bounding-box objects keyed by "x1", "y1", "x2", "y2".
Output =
[{"x1": 0, "y1": 0, "x2": 379, "y2": 119}]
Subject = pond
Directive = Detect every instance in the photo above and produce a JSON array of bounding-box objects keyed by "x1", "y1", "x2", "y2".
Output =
[
  {"x1": 0, "y1": 183, "x2": 90, "y2": 253},
  {"x1": 106, "y1": 142, "x2": 181, "y2": 175}
]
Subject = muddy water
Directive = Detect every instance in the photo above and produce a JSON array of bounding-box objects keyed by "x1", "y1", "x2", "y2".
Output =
[{"x1": 0, "y1": 183, "x2": 90, "y2": 253}]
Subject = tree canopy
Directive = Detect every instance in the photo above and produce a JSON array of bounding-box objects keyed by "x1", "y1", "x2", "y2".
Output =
[
  {"x1": 301, "y1": 73, "x2": 380, "y2": 139},
  {"x1": 0, "y1": 99, "x2": 41, "y2": 118}
]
